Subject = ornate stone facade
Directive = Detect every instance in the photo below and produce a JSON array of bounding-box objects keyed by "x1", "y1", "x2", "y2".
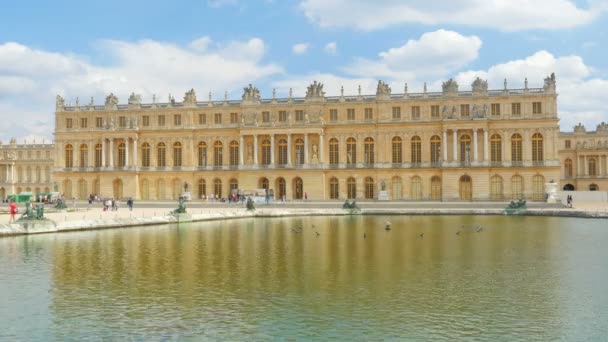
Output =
[
  {"x1": 0, "y1": 139, "x2": 54, "y2": 199},
  {"x1": 53, "y1": 78, "x2": 562, "y2": 201},
  {"x1": 559, "y1": 122, "x2": 608, "y2": 191}
]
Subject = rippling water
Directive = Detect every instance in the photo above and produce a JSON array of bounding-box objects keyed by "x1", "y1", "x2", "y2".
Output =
[{"x1": 1, "y1": 215, "x2": 608, "y2": 341}]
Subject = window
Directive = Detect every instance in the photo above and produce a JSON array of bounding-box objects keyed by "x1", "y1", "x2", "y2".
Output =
[
  {"x1": 491, "y1": 103, "x2": 500, "y2": 116},
  {"x1": 532, "y1": 175, "x2": 545, "y2": 200},
  {"x1": 230, "y1": 112, "x2": 238, "y2": 124},
  {"x1": 329, "y1": 178, "x2": 339, "y2": 199},
  {"x1": 278, "y1": 139, "x2": 287, "y2": 165},
  {"x1": 329, "y1": 138, "x2": 339, "y2": 165},
  {"x1": 346, "y1": 138, "x2": 357, "y2": 165},
  {"x1": 533, "y1": 102, "x2": 542, "y2": 114},
  {"x1": 279, "y1": 111, "x2": 287, "y2": 122},
  {"x1": 214, "y1": 113, "x2": 222, "y2": 124},
  {"x1": 365, "y1": 177, "x2": 374, "y2": 199},
  {"x1": 230, "y1": 179, "x2": 238, "y2": 194},
  {"x1": 511, "y1": 175, "x2": 523, "y2": 199},
  {"x1": 364, "y1": 108, "x2": 373, "y2": 120},
  {"x1": 158, "y1": 115, "x2": 166, "y2": 126},
  {"x1": 411, "y1": 136, "x2": 421, "y2": 164},
  {"x1": 430, "y1": 135, "x2": 441, "y2": 165},
  {"x1": 174, "y1": 114, "x2": 182, "y2": 126},
  {"x1": 411, "y1": 106, "x2": 420, "y2": 120},
  {"x1": 214, "y1": 178, "x2": 222, "y2": 198},
  {"x1": 431, "y1": 105, "x2": 440, "y2": 118},
  {"x1": 347, "y1": 177, "x2": 356, "y2": 199},
  {"x1": 119, "y1": 116, "x2": 127, "y2": 127},
  {"x1": 565, "y1": 140, "x2": 571, "y2": 149},
  {"x1": 198, "y1": 142, "x2": 207, "y2": 167},
  {"x1": 532, "y1": 133, "x2": 544, "y2": 163},
  {"x1": 66, "y1": 118, "x2": 73, "y2": 128},
  {"x1": 230, "y1": 140, "x2": 239, "y2": 166},
  {"x1": 459, "y1": 175, "x2": 472, "y2": 200},
  {"x1": 261, "y1": 139, "x2": 271, "y2": 166},
  {"x1": 157, "y1": 143, "x2": 166, "y2": 167},
  {"x1": 80, "y1": 118, "x2": 88, "y2": 128},
  {"x1": 329, "y1": 109, "x2": 338, "y2": 121},
  {"x1": 96, "y1": 117, "x2": 103, "y2": 128},
  {"x1": 512, "y1": 103, "x2": 521, "y2": 116},
  {"x1": 491, "y1": 134, "x2": 502, "y2": 163},
  {"x1": 262, "y1": 111, "x2": 270, "y2": 123},
  {"x1": 295, "y1": 110, "x2": 304, "y2": 121},
  {"x1": 142, "y1": 115, "x2": 150, "y2": 127},
  {"x1": 490, "y1": 175, "x2": 503, "y2": 200},
  {"x1": 79, "y1": 144, "x2": 88, "y2": 168},
  {"x1": 392, "y1": 137, "x2": 402, "y2": 164},
  {"x1": 198, "y1": 113, "x2": 206, "y2": 125},
  {"x1": 431, "y1": 176, "x2": 442, "y2": 200},
  {"x1": 565, "y1": 159, "x2": 573, "y2": 177},
  {"x1": 392, "y1": 107, "x2": 401, "y2": 119},
  {"x1": 118, "y1": 143, "x2": 126, "y2": 167},
  {"x1": 173, "y1": 142, "x2": 182, "y2": 167},
  {"x1": 460, "y1": 104, "x2": 470, "y2": 117},
  {"x1": 295, "y1": 139, "x2": 304, "y2": 165},
  {"x1": 589, "y1": 158, "x2": 598, "y2": 176},
  {"x1": 347, "y1": 108, "x2": 355, "y2": 121},
  {"x1": 411, "y1": 177, "x2": 422, "y2": 200},
  {"x1": 198, "y1": 179, "x2": 207, "y2": 198},
  {"x1": 511, "y1": 134, "x2": 523, "y2": 163},
  {"x1": 214, "y1": 141, "x2": 223, "y2": 166},
  {"x1": 65, "y1": 144, "x2": 73, "y2": 168},
  {"x1": 364, "y1": 137, "x2": 374, "y2": 165},
  {"x1": 459, "y1": 135, "x2": 471, "y2": 163}
]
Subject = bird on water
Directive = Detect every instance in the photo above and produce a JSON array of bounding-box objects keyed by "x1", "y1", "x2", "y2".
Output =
[{"x1": 419, "y1": 233, "x2": 424, "y2": 238}]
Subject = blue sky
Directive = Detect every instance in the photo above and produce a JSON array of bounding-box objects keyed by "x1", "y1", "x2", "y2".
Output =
[{"x1": 0, "y1": 0, "x2": 607, "y2": 142}]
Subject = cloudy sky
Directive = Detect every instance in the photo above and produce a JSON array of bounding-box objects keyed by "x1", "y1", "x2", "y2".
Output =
[{"x1": 1, "y1": 0, "x2": 607, "y2": 142}]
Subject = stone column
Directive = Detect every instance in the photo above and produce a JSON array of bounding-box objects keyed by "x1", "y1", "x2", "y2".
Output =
[
  {"x1": 304, "y1": 133, "x2": 309, "y2": 164},
  {"x1": 253, "y1": 134, "x2": 258, "y2": 165},
  {"x1": 473, "y1": 129, "x2": 479, "y2": 162},
  {"x1": 109, "y1": 139, "x2": 114, "y2": 168},
  {"x1": 584, "y1": 155, "x2": 588, "y2": 176},
  {"x1": 287, "y1": 134, "x2": 292, "y2": 166},
  {"x1": 102, "y1": 139, "x2": 106, "y2": 167},
  {"x1": 239, "y1": 136, "x2": 244, "y2": 165},
  {"x1": 453, "y1": 130, "x2": 458, "y2": 162},
  {"x1": 484, "y1": 129, "x2": 489, "y2": 162},
  {"x1": 599, "y1": 155, "x2": 603, "y2": 176},
  {"x1": 577, "y1": 156, "x2": 582, "y2": 177},
  {"x1": 319, "y1": 133, "x2": 324, "y2": 164},
  {"x1": 133, "y1": 139, "x2": 138, "y2": 168},
  {"x1": 442, "y1": 130, "x2": 448, "y2": 162},
  {"x1": 125, "y1": 138, "x2": 130, "y2": 167},
  {"x1": 270, "y1": 134, "x2": 275, "y2": 165}
]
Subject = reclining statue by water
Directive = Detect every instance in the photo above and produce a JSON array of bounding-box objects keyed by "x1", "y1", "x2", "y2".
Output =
[
  {"x1": 171, "y1": 198, "x2": 187, "y2": 214},
  {"x1": 342, "y1": 200, "x2": 359, "y2": 210},
  {"x1": 55, "y1": 198, "x2": 67, "y2": 209},
  {"x1": 507, "y1": 199, "x2": 527, "y2": 209},
  {"x1": 17, "y1": 202, "x2": 46, "y2": 221},
  {"x1": 246, "y1": 197, "x2": 255, "y2": 211}
]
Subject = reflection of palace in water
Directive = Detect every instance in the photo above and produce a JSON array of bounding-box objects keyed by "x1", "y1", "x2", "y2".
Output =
[{"x1": 0, "y1": 138, "x2": 54, "y2": 199}]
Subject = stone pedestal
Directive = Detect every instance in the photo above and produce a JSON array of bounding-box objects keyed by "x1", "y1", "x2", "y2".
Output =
[
  {"x1": 545, "y1": 182, "x2": 558, "y2": 203},
  {"x1": 378, "y1": 191, "x2": 389, "y2": 201},
  {"x1": 182, "y1": 192, "x2": 191, "y2": 201}
]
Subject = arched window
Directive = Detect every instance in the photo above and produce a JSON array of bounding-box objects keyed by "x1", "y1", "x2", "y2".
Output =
[
  {"x1": 277, "y1": 139, "x2": 287, "y2": 166},
  {"x1": 532, "y1": 175, "x2": 545, "y2": 200},
  {"x1": 490, "y1": 134, "x2": 502, "y2": 164},
  {"x1": 142, "y1": 143, "x2": 150, "y2": 167},
  {"x1": 198, "y1": 179, "x2": 206, "y2": 199},
  {"x1": 347, "y1": 177, "x2": 356, "y2": 199},
  {"x1": 276, "y1": 178, "x2": 286, "y2": 200},
  {"x1": 229, "y1": 140, "x2": 239, "y2": 167},
  {"x1": 430, "y1": 135, "x2": 441, "y2": 165},
  {"x1": 79, "y1": 144, "x2": 88, "y2": 168},
  {"x1": 65, "y1": 144, "x2": 73, "y2": 168},
  {"x1": 431, "y1": 176, "x2": 442, "y2": 200},
  {"x1": 563, "y1": 184, "x2": 575, "y2": 191},
  {"x1": 329, "y1": 177, "x2": 339, "y2": 199},
  {"x1": 213, "y1": 178, "x2": 222, "y2": 198},
  {"x1": 295, "y1": 138, "x2": 305, "y2": 166},
  {"x1": 590, "y1": 184, "x2": 599, "y2": 191},
  {"x1": 511, "y1": 134, "x2": 522, "y2": 164},
  {"x1": 564, "y1": 158, "x2": 573, "y2": 177},
  {"x1": 293, "y1": 177, "x2": 303, "y2": 199},
  {"x1": 589, "y1": 158, "x2": 597, "y2": 176},
  {"x1": 392, "y1": 137, "x2": 402, "y2": 164},
  {"x1": 532, "y1": 133, "x2": 544, "y2": 164},
  {"x1": 411, "y1": 176, "x2": 422, "y2": 200},
  {"x1": 230, "y1": 178, "x2": 238, "y2": 194},
  {"x1": 259, "y1": 177, "x2": 269, "y2": 190},
  {"x1": 173, "y1": 142, "x2": 182, "y2": 167},
  {"x1": 95, "y1": 143, "x2": 102, "y2": 167},
  {"x1": 157, "y1": 142, "x2": 166, "y2": 167},
  {"x1": 411, "y1": 136, "x2": 421, "y2": 164},
  {"x1": 490, "y1": 175, "x2": 503, "y2": 200},
  {"x1": 261, "y1": 139, "x2": 271, "y2": 166},
  {"x1": 118, "y1": 143, "x2": 126, "y2": 167},
  {"x1": 364, "y1": 137, "x2": 374, "y2": 165},
  {"x1": 346, "y1": 138, "x2": 357, "y2": 165},
  {"x1": 364, "y1": 177, "x2": 374, "y2": 199},
  {"x1": 157, "y1": 179, "x2": 166, "y2": 199},
  {"x1": 391, "y1": 176, "x2": 402, "y2": 200},
  {"x1": 214, "y1": 141, "x2": 223, "y2": 167},
  {"x1": 511, "y1": 175, "x2": 523, "y2": 200},
  {"x1": 329, "y1": 138, "x2": 339, "y2": 166},
  {"x1": 459, "y1": 175, "x2": 472, "y2": 200},
  {"x1": 459, "y1": 134, "x2": 471, "y2": 163},
  {"x1": 198, "y1": 141, "x2": 208, "y2": 167}
]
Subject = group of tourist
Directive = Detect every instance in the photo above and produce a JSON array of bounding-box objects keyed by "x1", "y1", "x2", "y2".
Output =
[{"x1": 566, "y1": 194, "x2": 574, "y2": 208}]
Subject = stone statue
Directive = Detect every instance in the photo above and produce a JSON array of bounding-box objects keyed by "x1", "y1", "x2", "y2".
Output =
[
  {"x1": 184, "y1": 182, "x2": 189, "y2": 192},
  {"x1": 183, "y1": 88, "x2": 197, "y2": 105},
  {"x1": 381, "y1": 180, "x2": 386, "y2": 191},
  {"x1": 471, "y1": 77, "x2": 488, "y2": 94},
  {"x1": 105, "y1": 93, "x2": 119, "y2": 107},
  {"x1": 483, "y1": 104, "x2": 489, "y2": 117},
  {"x1": 56, "y1": 95, "x2": 65, "y2": 110},
  {"x1": 347, "y1": 151, "x2": 353, "y2": 164},
  {"x1": 75, "y1": 97, "x2": 80, "y2": 108},
  {"x1": 247, "y1": 144, "x2": 253, "y2": 164},
  {"x1": 543, "y1": 72, "x2": 556, "y2": 92},
  {"x1": 451, "y1": 106, "x2": 457, "y2": 118},
  {"x1": 89, "y1": 96, "x2": 94, "y2": 106},
  {"x1": 242, "y1": 84, "x2": 261, "y2": 101},
  {"x1": 442, "y1": 78, "x2": 458, "y2": 95},
  {"x1": 311, "y1": 144, "x2": 318, "y2": 163},
  {"x1": 304, "y1": 112, "x2": 310, "y2": 123},
  {"x1": 305, "y1": 81, "x2": 325, "y2": 99},
  {"x1": 574, "y1": 123, "x2": 586, "y2": 133},
  {"x1": 376, "y1": 80, "x2": 391, "y2": 97},
  {"x1": 442, "y1": 106, "x2": 449, "y2": 118},
  {"x1": 128, "y1": 92, "x2": 141, "y2": 105},
  {"x1": 171, "y1": 198, "x2": 187, "y2": 214},
  {"x1": 109, "y1": 118, "x2": 115, "y2": 130}
]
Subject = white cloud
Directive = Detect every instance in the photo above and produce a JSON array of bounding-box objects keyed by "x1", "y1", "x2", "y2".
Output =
[
  {"x1": 273, "y1": 73, "x2": 377, "y2": 98},
  {"x1": 299, "y1": 0, "x2": 605, "y2": 31},
  {"x1": 324, "y1": 42, "x2": 337, "y2": 55},
  {"x1": 0, "y1": 38, "x2": 282, "y2": 142},
  {"x1": 292, "y1": 43, "x2": 310, "y2": 55},
  {"x1": 344, "y1": 30, "x2": 481, "y2": 80}
]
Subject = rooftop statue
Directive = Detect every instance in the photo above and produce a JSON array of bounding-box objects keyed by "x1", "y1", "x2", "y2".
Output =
[
  {"x1": 183, "y1": 88, "x2": 197, "y2": 105},
  {"x1": 574, "y1": 122, "x2": 586, "y2": 133},
  {"x1": 597, "y1": 122, "x2": 608, "y2": 132},
  {"x1": 442, "y1": 78, "x2": 458, "y2": 95},
  {"x1": 543, "y1": 72, "x2": 556, "y2": 92},
  {"x1": 242, "y1": 84, "x2": 261, "y2": 101},
  {"x1": 305, "y1": 81, "x2": 325, "y2": 99},
  {"x1": 128, "y1": 92, "x2": 142, "y2": 105},
  {"x1": 56, "y1": 95, "x2": 65, "y2": 110},
  {"x1": 105, "y1": 93, "x2": 119, "y2": 107},
  {"x1": 471, "y1": 77, "x2": 488, "y2": 94},
  {"x1": 376, "y1": 80, "x2": 391, "y2": 96}
]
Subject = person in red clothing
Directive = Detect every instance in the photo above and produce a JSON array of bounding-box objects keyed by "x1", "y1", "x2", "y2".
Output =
[{"x1": 9, "y1": 200, "x2": 17, "y2": 223}]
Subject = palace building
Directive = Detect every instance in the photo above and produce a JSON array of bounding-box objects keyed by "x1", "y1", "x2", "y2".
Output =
[
  {"x1": 0, "y1": 139, "x2": 54, "y2": 199},
  {"x1": 52, "y1": 75, "x2": 562, "y2": 201}
]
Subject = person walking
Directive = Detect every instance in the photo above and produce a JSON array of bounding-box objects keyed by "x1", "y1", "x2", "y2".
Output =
[
  {"x1": 127, "y1": 198, "x2": 133, "y2": 211},
  {"x1": 9, "y1": 200, "x2": 17, "y2": 223}
]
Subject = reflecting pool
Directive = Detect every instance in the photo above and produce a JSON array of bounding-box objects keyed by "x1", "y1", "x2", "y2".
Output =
[{"x1": 1, "y1": 215, "x2": 608, "y2": 340}]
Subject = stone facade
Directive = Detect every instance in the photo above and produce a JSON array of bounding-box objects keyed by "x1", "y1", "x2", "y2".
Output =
[
  {"x1": 53, "y1": 76, "x2": 562, "y2": 201},
  {"x1": 0, "y1": 139, "x2": 54, "y2": 199},
  {"x1": 559, "y1": 122, "x2": 608, "y2": 191}
]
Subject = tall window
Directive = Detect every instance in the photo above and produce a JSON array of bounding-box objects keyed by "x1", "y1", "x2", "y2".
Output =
[
  {"x1": 565, "y1": 158, "x2": 573, "y2": 177},
  {"x1": 365, "y1": 177, "x2": 374, "y2": 199},
  {"x1": 261, "y1": 139, "x2": 271, "y2": 166},
  {"x1": 491, "y1": 134, "x2": 502, "y2": 163},
  {"x1": 174, "y1": 114, "x2": 182, "y2": 126},
  {"x1": 118, "y1": 143, "x2": 126, "y2": 167},
  {"x1": 295, "y1": 110, "x2": 304, "y2": 121},
  {"x1": 430, "y1": 135, "x2": 441, "y2": 165},
  {"x1": 158, "y1": 115, "x2": 165, "y2": 126},
  {"x1": 66, "y1": 118, "x2": 73, "y2": 129},
  {"x1": 329, "y1": 109, "x2": 338, "y2": 121},
  {"x1": 65, "y1": 144, "x2": 73, "y2": 168},
  {"x1": 262, "y1": 111, "x2": 270, "y2": 123},
  {"x1": 511, "y1": 175, "x2": 523, "y2": 199},
  {"x1": 565, "y1": 140, "x2": 571, "y2": 149},
  {"x1": 511, "y1": 134, "x2": 523, "y2": 164},
  {"x1": 80, "y1": 118, "x2": 88, "y2": 128},
  {"x1": 411, "y1": 176, "x2": 422, "y2": 200},
  {"x1": 392, "y1": 137, "x2": 402, "y2": 164},
  {"x1": 142, "y1": 115, "x2": 149, "y2": 126},
  {"x1": 329, "y1": 138, "x2": 339, "y2": 165},
  {"x1": 119, "y1": 116, "x2": 127, "y2": 127},
  {"x1": 157, "y1": 143, "x2": 166, "y2": 167},
  {"x1": 230, "y1": 179, "x2": 238, "y2": 194},
  {"x1": 214, "y1": 178, "x2": 222, "y2": 198},
  {"x1": 532, "y1": 102, "x2": 542, "y2": 114},
  {"x1": 295, "y1": 139, "x2": 304, "y2": 165},
  {"x1": 459, "y1": 175, "x2": 472, "y2": 200},
  {"x1": 431, "y1": 105, "x2": 440, "y2": 118},
  {"x1": 96, "y1": 117, "x2": 103, "y2": 128},
  {"x1": 346, "y1": 138, "x2": 357, "y2": 165},
  {"x1": 214, "y1": 113, "x2": 222, "y2": 124},
  {"x1": 173, "y1": 142, "x2": 182, "y2": 167},
  {"x1": 79, "y1": 144, "x2": 88, "y2": 168},
  {"x1": 230, "y1": 112, "x2": 238, "y2": 124},
  {"x1": 411, "y1": 136, "x2": 421, "y2": 164},
  {"x1": 198, "y1": 142, "x2": 208, "y2": 167},
  {"x1": 460, "y1": 104, "x2": 470, "y2": 117},
  {"x1": 276, "y1": 178, "x2": 286, "y2": 200},
  {"x1": 532, "y1": 175, "x2": 545, "y2": 200},
  {"x1": 278, "y1": 139, "x2": 287, "y2": 166},
  {"x1": 199, "y1": 113, "x2": 206, "y2": 125},
  {"x1": 431, "y1": 176, "x2": 442, "y2": 200},
  {"x1": 214, "y1": 141, "x2": 223, "y2": 167},
  {"x1": 589, "y1": 158, "x2": 597, "y2": 176},
  {"x1": 198, "y1": 179, "x2": 206, "y2": 198},
  {"x1": 142, "y1": 143, "x2": 150, "y2": 167},
  {"x1": 490, "y1": 175, "x2": 503, "y2": 200},
  {"x1": 329, "y1": 177, "x2": 339, "y2": 199},
  {"x1": 95, "y1": 143, "x2": 102, "y2": 167},
  {"x1": 532, "y1": 133, "x2": 543, "y2": 163},
  {"x1": 512, "y1": 103, "x2": 521, "y2": 116},
  {"x1": 411, "y1": 106, "x2": 420, "y2": 120},
  {"x1": 279, "y1": 111, "x2": 287, "y2": 122},
  {"x1": 392, "y1": 107, "x2": 401, "y2": 119},
  {"x1": 347, "y1": 108, "x2": 355, "y2": 121},
  {"x1": 364, "y1": 137, "x2": 374, "y2": 165},
  {"x1": 347, "y1": 177, "x2": 356, "y2": 199},
  {"x1": 491, "y1": 103, "x2": 501, "y2": 116},
  {"x1": 460, "y1": 135, "x2": 471, "y2": 163},
  {"x1": 229, "y1": 141, "x2": 239, "y2": 167},
  {"x1": 259, "y1": 178, "x2": 269, "y2": 190},
  {"x1": 364, "y1": 108, "x2": 373, "y2": 120}
]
